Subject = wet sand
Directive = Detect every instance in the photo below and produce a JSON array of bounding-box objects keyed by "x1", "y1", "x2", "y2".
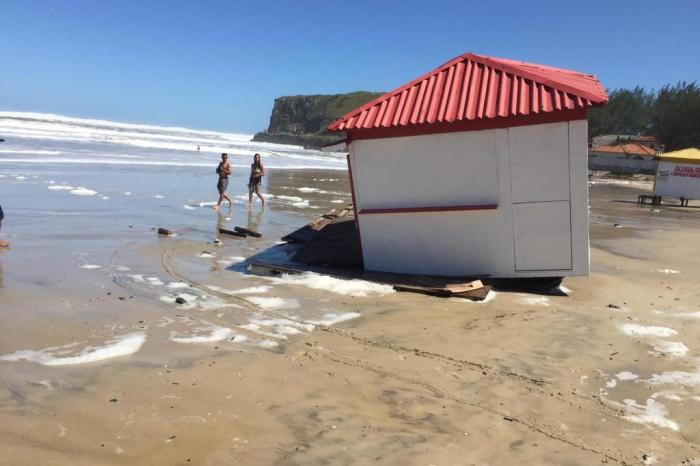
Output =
[{"x1": 1, "y1": 171, "x2": 700, "y2": 465}]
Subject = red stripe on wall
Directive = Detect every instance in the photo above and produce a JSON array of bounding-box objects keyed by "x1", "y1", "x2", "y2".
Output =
[{"x1": 359, "y1": 204, "x2": 498, "y2": 215}]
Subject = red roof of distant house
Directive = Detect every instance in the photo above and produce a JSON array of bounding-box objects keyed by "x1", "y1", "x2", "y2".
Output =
[
  {"x1": 328, "y1": 53, "x2": 607, "y2": 135},
  {"x1": 591, "y1": 143, "x2": 657, "y2": 156}
]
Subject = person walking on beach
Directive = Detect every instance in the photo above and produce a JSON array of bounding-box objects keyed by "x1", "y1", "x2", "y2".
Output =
[
  {"x1": 214, "y1": 153, "x2": 232, "y2": 210},
  {"x1": 0, "y1": 204, "x2": 9, "y2": 248},
  {"x1": 248, "y1": 153, "x2": 265, "y2": 206}
]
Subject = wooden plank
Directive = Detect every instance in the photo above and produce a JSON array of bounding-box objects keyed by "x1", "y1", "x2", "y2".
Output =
[
  {"x1": 219, "y1": 228, "x2": 246, "y2": 238},
  {"x1": 234, "y1": 226, "x2": 262, "y2": 238}
]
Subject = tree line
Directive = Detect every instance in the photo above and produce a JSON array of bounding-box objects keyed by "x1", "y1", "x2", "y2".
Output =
[{"x1": 588, "y1": 82, "x2": 700, "y2": 151}]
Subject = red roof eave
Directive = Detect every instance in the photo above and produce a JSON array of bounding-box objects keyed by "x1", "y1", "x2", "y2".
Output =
[{"x1": 328, "y1": 52, "x2": 608, "y2": 135}]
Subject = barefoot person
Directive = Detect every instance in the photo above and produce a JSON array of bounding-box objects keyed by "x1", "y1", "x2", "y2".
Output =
[
  {"x1": 0, "y1": 204, "x2": 9, "y2": 248},
  {"x1": 248, "y1": 153, "x2": 265, "y2": 206},
  {"x1": 214, "y1": 153, "x2": 232, "y2": 210}
]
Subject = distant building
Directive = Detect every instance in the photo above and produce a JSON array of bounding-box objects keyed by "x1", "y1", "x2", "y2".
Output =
[
  {"x1": 589, "y1": 143, "x2": 659, "y2": 174},
  {"x1": 591, "y1": 134, "x2": 661, "y2": 150},
  {"x1": 329, "y1": 52, "x2": 607, "y2": 279}
]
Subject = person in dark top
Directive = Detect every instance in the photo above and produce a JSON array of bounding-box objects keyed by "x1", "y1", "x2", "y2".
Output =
[
  {"x1": 248, "y1": 153, "x2": 265, "y2": 206},
  {"x1": 214, "y1": 153, "x2": 232, "y2": 210},
  {"x1": 0, "y1": 204, "x2": 8, "y2": 248}
]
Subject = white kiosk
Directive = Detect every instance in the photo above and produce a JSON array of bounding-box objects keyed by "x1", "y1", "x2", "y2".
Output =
[
  {"x1": 654, "y1": 148, "x2": 700, "y2": 206},
  {"x1": 329, "y1": 52, "x2": 608, "y2": 278}
]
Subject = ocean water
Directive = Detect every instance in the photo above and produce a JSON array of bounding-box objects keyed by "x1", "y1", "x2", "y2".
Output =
[
  {"x1": 0, "y1": 111, "x2": 347, "y2": 170},
  {"x1": 0, "y1": 112, "x2": 380, "y2": 366}
]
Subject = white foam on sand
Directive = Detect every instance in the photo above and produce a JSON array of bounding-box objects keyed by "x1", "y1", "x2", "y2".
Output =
[
  {"x1": 154, "y1": 195, "x2": 164, "y2": 199},
  {"x1": 246, "y1": 296, "x2": 300, "y2": 310},
  {"x1": 124, "y1": 191, "x2": 132, "y2": 195},
  {"x1": 297, "y1": 187, "x2": 321, "y2": 193},
  {"x1": 169, "y1": 326, "x2": 243, "y2": 344},
  {"x1": 167, "y1": 282, "x2": 191, "y2": 289},
  {"x1": 657, "y1": 269, "x2": 680, "y2": 274},
  {"x1": 115, "y1": 265, "x2": 130, "y2": 271},
  {"x1": 130, "y1": 274, "x2": 146, "y2": 283},
  {"x1": 183, "y1": 205, "x2": 196, "y2": 210},
  {"x1": 199, "y1": 252, "x2": 215, "y2": 258},
  {"x1": 255, "y1": 339, "x2": 279, "y2": 349},
  {"x1": 606, "y1": 379, "x2": 618, "y2": 388},
  {"x1": 70, "y1": 187, "x2": 97, "y2": 196},
  {"x1": 0, "y1": 332, "x2": 146, "y2": 366},
  {"x1": 331, "y1": 199, "x2": 346, "y2": 204},
  {"x1": 623, "y1": 398, "x2": 679, "y2": 431},
  {"x1": 651, "y1": 390, "x2": 686, "y2": 402},
  {"x1": 267, "y1": 272, "x2": 394, "y2": 297},
  {"x1": 651, "y1": 341, "x2": 689, "y2": 357},
  {"x1": 307, "y1": 311, "x2": 360, "y2": 326},
  {"x1": 206, "y1": 285, "x2": 237, "y2": 295},
  {"x1": 518, "y1": 296, "x2": 550, "y2": 306},
  {"x1": 648, "y1": 370, "x2": 700, "y2": 387},
  {"x1": 617, "y1": 323, "x2": 678, "y2": 338},
  {"x1": 665, "y1": 311, "x2": 700, "y2": 320},
  {"x1": 292, "y1": 200, "x2": 311, "y2": 208},
  {"x1": 48, "y1": 185, "x2": 75, "y2": 191},
  {"x1": 240, "y1": 323, "x2": 288, "y2": 340},
  {"x1": 617, "y1": 371, "x2": 639, "y2": 381},
  {"x1": 146, "y1": 277, "x2": 165, "y2": 286},
  {"x1": 276, "y1": 195, "x2": 304, "y2": 202},
  {"x1": 250, "y1": 318, "x2": 315, "y2": 334},
  {"x1": 234, "y1": 286, "x2": 272, "y2": 294},
  {"x1": 80, "y1": 264, "x2": 101, "y2": 269}
]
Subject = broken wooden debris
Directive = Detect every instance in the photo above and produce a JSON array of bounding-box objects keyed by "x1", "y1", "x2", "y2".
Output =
[
  {"x1": 281, "y1": 205, "x2": 354, "y2": 244},
  {"x1": 234, "y1": 226, "x2": 262, "y2": 238},
  {"x1": 218, "y1": 228, "x2": 246, "y2": 238},
  {"x1": 394, "y1": 279, "x2": 490, "y2": 300}
]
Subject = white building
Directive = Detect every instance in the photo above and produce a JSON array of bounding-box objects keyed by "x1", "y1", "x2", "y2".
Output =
[
  {"x1": 654, "y1": 148, "x2": 700, "y2": 203},
  {"x1": 329, "y1": 53, "x2": 608, "y2": 278}
]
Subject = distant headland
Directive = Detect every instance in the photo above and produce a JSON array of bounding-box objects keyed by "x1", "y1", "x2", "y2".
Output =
[{"x1": 253, "y1": 91, "x2": 383, "y2": 149}]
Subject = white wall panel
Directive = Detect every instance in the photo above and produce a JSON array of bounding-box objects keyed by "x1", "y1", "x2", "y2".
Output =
[
  {"x1": 351, "y1": 130, "x2": 499, "y2": 210},
  {"x1": 509, "y1": 122, "x2": 570, "y2": 203},
  {"x1": 513, "y1": 201, "x2": 572, "y2": 271}
]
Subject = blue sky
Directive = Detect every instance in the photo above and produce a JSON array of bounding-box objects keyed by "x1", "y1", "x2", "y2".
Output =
[{"x1": 1, "y1": 0, "x2": 698, "y2": 133}]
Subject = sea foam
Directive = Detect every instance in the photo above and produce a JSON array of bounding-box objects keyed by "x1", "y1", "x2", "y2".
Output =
[
  {"x1": 617, "y1": 323, "x2": 678, "y2": 338},
  {"x1": 0, "y1": 332, "x2": 146, "y2": 366},
  {"x1": 267, "y1": 272, "x2": 394, "y2": 297}
]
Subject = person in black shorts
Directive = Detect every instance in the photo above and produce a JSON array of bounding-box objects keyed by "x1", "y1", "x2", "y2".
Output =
[
  {"x1": 0, "y1": 204, "x2": 8, "y2": 248},
  {"x1": 247, "y1": 153, "x2": 265, "y2": 206},
  {"x1": 214, "y1": 153, "x2": 232, "y2": 210}
]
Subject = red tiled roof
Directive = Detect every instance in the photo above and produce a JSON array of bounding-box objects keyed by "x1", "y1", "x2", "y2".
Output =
[
  {"x1": 591, "y1": 143, "x2": 657, "y2": 156},
  {"x1": 328, "y1": 52, "x2": 607, "y2": 133}
]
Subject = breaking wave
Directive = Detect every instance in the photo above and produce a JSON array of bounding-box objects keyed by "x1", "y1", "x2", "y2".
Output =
[{"x1": 0, "y1": 111, "x2": 347, "y2": 170}]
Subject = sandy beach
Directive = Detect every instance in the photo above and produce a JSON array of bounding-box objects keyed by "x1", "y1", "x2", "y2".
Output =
[
  {"x1": 0, "y1": 115, "x2": 699, "y2": 465},
  {"x1": 1, "y1": 164, "x2": 700, "y2": 464}
]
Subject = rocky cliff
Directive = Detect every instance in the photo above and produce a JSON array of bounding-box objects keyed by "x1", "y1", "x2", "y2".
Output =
[{"x1": 253, "y1": 91, "x2": 383, "y2": 149}]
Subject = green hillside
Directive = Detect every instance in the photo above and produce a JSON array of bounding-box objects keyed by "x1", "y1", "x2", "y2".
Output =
[{"x1": 253, "y1": 91, "x2": 383, "y2": 149}]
